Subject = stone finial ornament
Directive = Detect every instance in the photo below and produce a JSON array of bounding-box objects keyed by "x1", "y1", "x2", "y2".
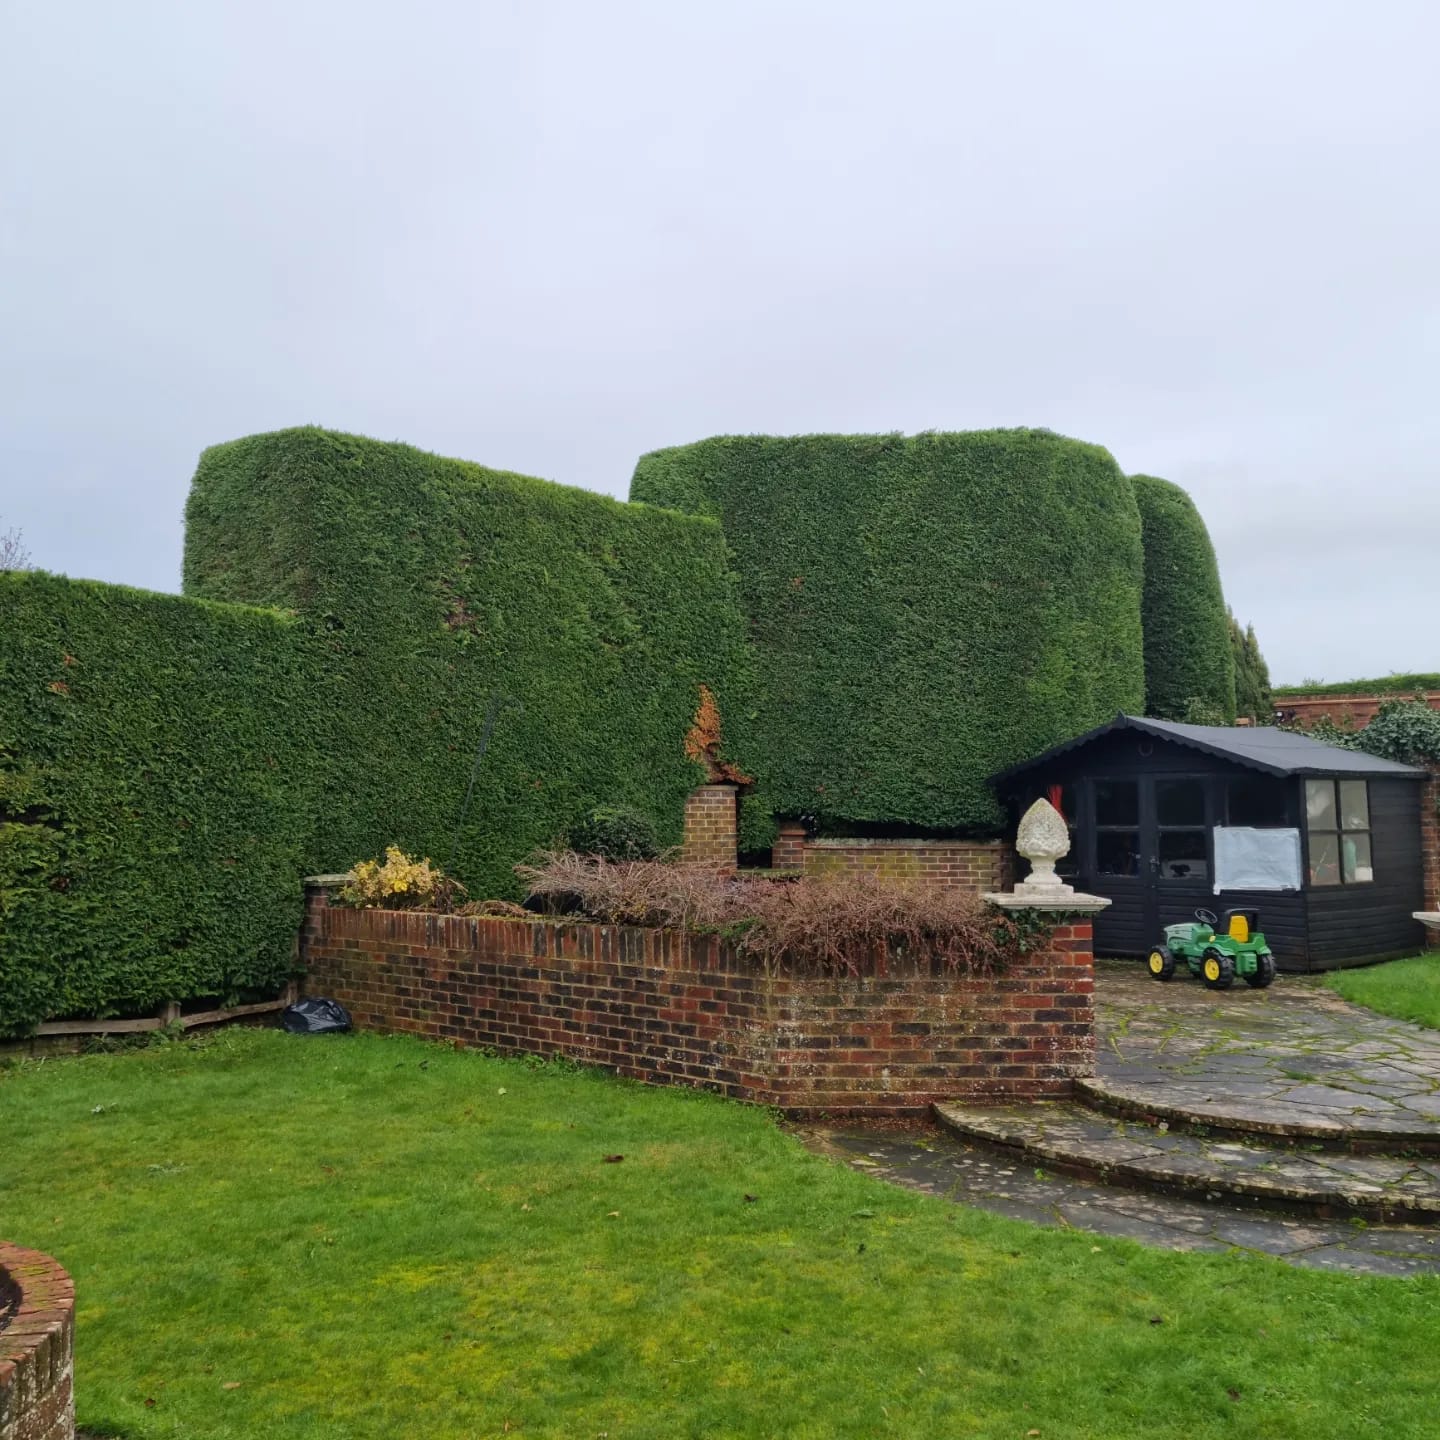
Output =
[
  {"x1": 1014, "y1": 797, "x2": 1073, "y2": 895},
  {"x1": 985, "y1": 796, "x2": 1110, "y2": 916}
]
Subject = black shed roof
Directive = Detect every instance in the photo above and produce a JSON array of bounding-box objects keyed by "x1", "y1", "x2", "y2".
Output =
[{"x1": 991, "y1": 714, "x2": 1427, "y2": 785}]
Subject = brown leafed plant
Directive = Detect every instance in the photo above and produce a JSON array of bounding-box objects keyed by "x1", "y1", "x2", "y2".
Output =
[{"x1": 514, "y1": 852, "x2": 1019, "y2": 975}]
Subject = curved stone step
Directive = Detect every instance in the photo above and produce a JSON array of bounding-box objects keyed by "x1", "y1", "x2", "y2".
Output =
[
  {"x1": 933, "y1": 1100, "x2": 1440, "y2": 1224},
  {"x1": 1077, "y1": 1076, "x2": 1440, "y2": 1155}
]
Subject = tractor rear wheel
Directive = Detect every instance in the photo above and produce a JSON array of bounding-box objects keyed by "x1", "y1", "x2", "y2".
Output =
[
  {"x1": 1147, "y1": 947, "x2": 1176, "y2": 982},
  {"x1": 1201, "y1": 948, "x2": 1235, "y2": 990},
  {"x1": 1244, "y1": 952, "x2": 1277, "y2": 989}
]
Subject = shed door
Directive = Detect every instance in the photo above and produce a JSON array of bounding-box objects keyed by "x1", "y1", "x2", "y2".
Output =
[{"x1": 1089, "y1": 776, "x2": 1213, "y2": 954}]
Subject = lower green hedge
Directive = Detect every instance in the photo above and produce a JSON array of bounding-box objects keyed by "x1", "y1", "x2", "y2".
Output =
[
  {"x1": 183, "y1": 428, "x2": 753, "y2": 897},
  {"x1": 0, "y1": 572, "x2": 316, "y2": 1037}
]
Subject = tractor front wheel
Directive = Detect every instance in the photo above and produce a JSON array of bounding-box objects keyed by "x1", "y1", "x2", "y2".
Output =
[
  {"x1": 1245, "y1": 952, "x2": 1277, "y2": 989},
  {"x1": 1201, "y1": 948, "x2": 1236, "y2": 990},
  {"x1": 1147, "y1": 947, "x2": 1176, "y2": 982}
]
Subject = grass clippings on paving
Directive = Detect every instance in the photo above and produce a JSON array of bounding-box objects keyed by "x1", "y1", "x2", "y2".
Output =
[{"x1": 3, "y1": 1028, "x2": 1439, "y2": 1439}]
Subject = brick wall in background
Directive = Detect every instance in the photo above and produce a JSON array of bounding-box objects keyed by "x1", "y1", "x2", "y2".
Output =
[
  {"x1": 0, "y1": 1243, "x2": 75, "y2": 1440},
  {"x1": 1277, "y1": 692, "x2": 1440, "y2": 731},
  {"x1": 300, "y1": 885, "x2": 1094, "y2": 1115},
  {"x1": 799, "y1": 838, "x2": 1014, "y2": 894},
  {"x1": 769, "y1": 822, "x2": 807, "y2": 871}
]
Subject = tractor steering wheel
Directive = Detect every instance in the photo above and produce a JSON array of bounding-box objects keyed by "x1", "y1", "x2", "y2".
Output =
[{"x1": 1194, "y1": 907, "x2": 1218, "y2": 927}]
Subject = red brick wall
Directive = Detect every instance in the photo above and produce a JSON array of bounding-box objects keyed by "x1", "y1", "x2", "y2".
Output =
[
  {"x1": 1277, "y1": 691, "x2": 1440, "y2": 730},
  {"x1": 0, "y1": 1244, "x2": 74, "y2": 1440},
  {"x1": 680, "y1": 784, "x2": 738, "y2": 871},
  {"x1": 300, "y1": 887, "x2": 1094, "y2": 1114},
  {"x1": 801, "y1": 838, "x2": 1014, "y2": 893}
]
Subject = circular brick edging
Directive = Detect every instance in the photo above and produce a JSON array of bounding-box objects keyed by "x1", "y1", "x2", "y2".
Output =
[{"x1": 0, "y1": 1243, "x2": 75, "y2": 1440}]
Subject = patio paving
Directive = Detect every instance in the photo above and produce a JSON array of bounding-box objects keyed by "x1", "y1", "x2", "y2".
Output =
[
  {"x1": 804, "y1": 1126, "x2": 1440, "y2": 1276},
  {"x1": 1086, "y1": 957, "x2": 1440, "y2": 1146},
  {"x1": 802, "y1": 956, "x2": 1440, "y2": 1275},
  {"x1": 934, "y1": 1099, "x2": 1440, "y2": 1223}
]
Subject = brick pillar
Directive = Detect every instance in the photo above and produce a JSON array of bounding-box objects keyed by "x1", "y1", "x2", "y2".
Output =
[
  {"x1": 771, "y1": 821, "x2": 806, "y2": 871},
  {"x1": 681, "y1": 784, "x2": 738, "y2": 872},
  {"x1": 1422, "y1": 769, "x2": 1440, "y2": 944}
]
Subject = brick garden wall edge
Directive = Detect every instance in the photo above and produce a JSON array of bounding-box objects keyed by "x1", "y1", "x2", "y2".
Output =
[
  {"x1": 0, "y1": 1244, "x2": 75, "y2": 1440},
  {"x1": 300, "y1": 886, "x2": 1095, "y2": 1115}
]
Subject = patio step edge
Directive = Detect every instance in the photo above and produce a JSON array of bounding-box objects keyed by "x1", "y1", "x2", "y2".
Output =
[
  {"x1": 933, "y1": 1100, "x2": 1440, "y2": 1225},
  {"x1": 1076, "y1": 1077, "x2": 1440, "y2": 1155}
]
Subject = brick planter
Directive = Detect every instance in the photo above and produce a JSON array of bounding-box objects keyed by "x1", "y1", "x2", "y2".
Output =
[
  {"x1": 0, "y1": 1244, "x2": 75, "y2": 1440},
  {"x1": 300, "y1": 884, "x2": 1095, "y2": 1115}
]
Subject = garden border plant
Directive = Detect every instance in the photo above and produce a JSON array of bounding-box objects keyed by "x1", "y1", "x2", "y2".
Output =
[{"x1": 515, "y1": 851, "x2": 1027, "y2": 975}]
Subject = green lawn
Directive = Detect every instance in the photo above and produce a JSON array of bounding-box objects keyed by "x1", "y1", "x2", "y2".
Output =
[
  {"x1": 1325, "y1": 952, "x2": 1440, "y2": 1029},
  {"x1": 4, "y1": 1030, "x2": 1440, "y2": 1439}
]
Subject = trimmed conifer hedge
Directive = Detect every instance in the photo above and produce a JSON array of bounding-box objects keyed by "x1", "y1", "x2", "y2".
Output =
[
  {"x1": 1274, "y1": 674, "x2": 1440, "y2": 697},
  {"x1": 0, "y1": 572, "x2": 316, "y2": 1036},
  {"x1": 1131, "y1": 474, "x2": 1236, "y2": 724},
  {"x1": 630, "y1": 430, "x2": 1147, "y2": 838},
  {"x1": 184, "y1": 427, "x2": 753, "y2": 895}
]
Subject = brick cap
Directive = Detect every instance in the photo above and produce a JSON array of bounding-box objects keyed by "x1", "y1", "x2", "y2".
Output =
[
  {"x1": 304, "y1": 874, "x2": 350, "y2": 887},
  {"x1": 985, "y1": 890, "x2": 1111, "y2": 915}
]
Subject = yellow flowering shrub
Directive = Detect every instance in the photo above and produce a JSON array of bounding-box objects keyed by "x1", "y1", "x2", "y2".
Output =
[{"x1": 338, "y1": 846, "x2": 464, "y2": 911}]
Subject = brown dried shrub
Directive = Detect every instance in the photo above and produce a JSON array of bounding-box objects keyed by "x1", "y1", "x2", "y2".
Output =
[
  {"x1": 456, "y1": 898, "x2": 531, "y2": 918},
  {"x1": 515, "y1": 852, "x2": 1023, "y2": 975}
]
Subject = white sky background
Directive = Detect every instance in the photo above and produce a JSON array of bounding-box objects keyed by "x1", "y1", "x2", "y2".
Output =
[{"x1": 2, "y1": 0, "x2": 1436, "y2": 685}]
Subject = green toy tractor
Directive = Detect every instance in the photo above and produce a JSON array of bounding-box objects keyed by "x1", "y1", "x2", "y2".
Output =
[{"x1": 1147, "y1": 907, "x2": 1277, "y2": 991}]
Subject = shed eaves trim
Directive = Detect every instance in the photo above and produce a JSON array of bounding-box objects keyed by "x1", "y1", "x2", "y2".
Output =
[{"x1": 990, "y1": 714, "x2": 1427, "y2": 785}]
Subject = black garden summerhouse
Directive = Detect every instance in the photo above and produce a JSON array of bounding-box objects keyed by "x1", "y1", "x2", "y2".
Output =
[{"x1": 991, "y1": 715, "x2": 1427, "y2": 971}]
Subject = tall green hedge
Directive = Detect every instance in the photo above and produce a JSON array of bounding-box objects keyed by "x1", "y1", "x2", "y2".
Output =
[
  {"x1": 1131, "y1": 474, "x2": 1236, "y2": 724},
  {"x1": 630, "y1": 430, "x2": 1147, "y2": 838},
  {"x1": 0, "y1": 572, "x2": 316, "y2": 1036},
  {"x1": 184, "y1": 427, "x2": 753, "y2": 894},
  {"x1": 1275, "y1": 674, "x2": 1440, "y2": 698}
]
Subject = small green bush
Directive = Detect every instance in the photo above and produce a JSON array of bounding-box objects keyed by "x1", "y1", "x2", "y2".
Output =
[
  {"x1": 567, "y1": 805, "x2": 660, "y2": 861},
  {"x1": 337, "y1": 846, "x2": 466, "y2": 911}
]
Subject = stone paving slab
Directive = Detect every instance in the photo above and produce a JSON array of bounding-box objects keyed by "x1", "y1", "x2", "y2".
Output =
[
  {"x1": 802, "y1": 1126, "x2": 1440, "y2": 1276},
  {"x1": 934, "y1": 1100, "x2": 1440, "y2": 1222},
  {"x1": 1089, "y1": 958, "x2": 1440, "y2": 1149}
]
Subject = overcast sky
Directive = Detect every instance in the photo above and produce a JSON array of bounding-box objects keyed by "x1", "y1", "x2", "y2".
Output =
[{"x1": 3, "y1": 1, "x2": 1436, "y2": 685}]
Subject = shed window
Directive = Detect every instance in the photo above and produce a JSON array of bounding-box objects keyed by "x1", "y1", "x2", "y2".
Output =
[
  {"x1": 1156, "y1": 779, "x2": 1208, "y2": 880},
  {"x1": 1095, "y1": 780, "x2": 1139, "y2": 876},
  {"x1": 1227, "y1": 776, "x2": 1289, "y2": 827},
  {"x1": 1157, "y1": 779, "x2": 1205, "y2": 827},
  {"x1": 1305, "y1": 779, "x2": 1373, "y2": 886},
  {"x1": 1095, "y1": 781, "x2": 1138, "y2": 827}
]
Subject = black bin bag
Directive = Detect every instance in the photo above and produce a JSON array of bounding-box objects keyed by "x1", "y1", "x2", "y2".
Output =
[{"x1": 281, "y1": 997, "x2": 352, "y2": 1035}]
